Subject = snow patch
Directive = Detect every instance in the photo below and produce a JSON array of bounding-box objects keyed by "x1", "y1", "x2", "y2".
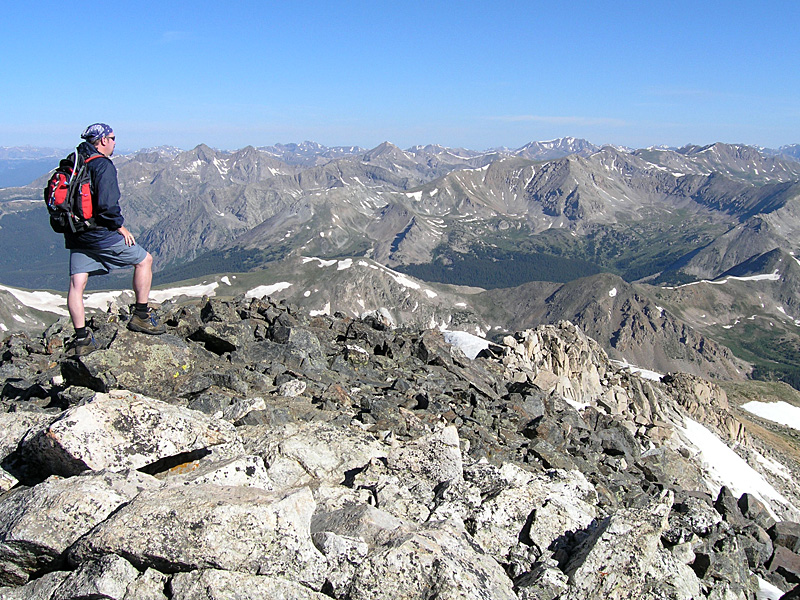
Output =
[
  {"x1": 0, "y1": 285, "x2": 68, "y2": 316},
  {"x1": 220, "y1": 276, "x2": 232, "y2": 286},
  {"x1": 303, "y1": 257, "x2": 337, "y2": 268},
  {"x1": 608, "y1": 287, "x2": 617, "y2": 298},
  {"x1": 742, "y1": 401, "x2": 800, "y2": 431},
  {"x1": 442, "y1": 330, "x2": 489, "y2": 360},
  {"x1": 245, "y1": 282, "x2": 292, "y2": 299},
  {"x1": 678, "y1": 418, "x2": 791, "y2": 518},
  {"x1": 337, "y1": 259, "x2": 353, "y2": 270},
  {"x1": 611, "y1": 359, "x2": 663, "y2": 381},
  {"x1": 150, "y1": 283, "x2": 220, "y2": 303},
  {"x1": 390, "y1": 273, "x2": 421, "y2": 290},
  {"x1": 663, "y1": 270, "x2": 781, "y2": 290},
  {"x1": 309, "y1": 302, "x2": 331, "y2": 317},
  {"x1": 758, "y1": 576, "x2": 785, "y2": 600},
  {"x1": 406, "y1": 191, "x2": 423, "y2": 201}
]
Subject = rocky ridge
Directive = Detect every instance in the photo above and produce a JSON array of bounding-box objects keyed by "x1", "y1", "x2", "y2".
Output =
[
  {"x1": 1, "y1": 296, "x2": 800, "y2": 598},
  {"x1": 4, "y1": 138, "x2": 800, "y2": 291}
]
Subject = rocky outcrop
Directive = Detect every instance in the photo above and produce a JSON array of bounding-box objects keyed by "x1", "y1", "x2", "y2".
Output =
[{"x1": 0, "y1": 296, "x2": 799, "y2": 598}]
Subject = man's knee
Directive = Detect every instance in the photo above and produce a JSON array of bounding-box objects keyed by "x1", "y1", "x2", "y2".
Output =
[
  {"x1": 136, "y1": 252, "x2": 153, "y2": 269},
  {"x1": 69, "y1": 273, "x2": 89, "y2": 292}
]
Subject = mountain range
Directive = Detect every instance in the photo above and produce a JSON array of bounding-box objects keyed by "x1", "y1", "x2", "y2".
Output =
[{"x1": 1, "y1": 137, "x2": 799, "y2": 388}]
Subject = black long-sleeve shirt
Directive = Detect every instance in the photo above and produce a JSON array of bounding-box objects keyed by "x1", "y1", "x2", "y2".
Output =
[{"x1": 64, "y1": 142, "x2": 125, "y2": 250}]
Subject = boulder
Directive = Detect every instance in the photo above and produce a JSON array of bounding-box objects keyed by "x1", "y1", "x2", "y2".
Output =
[
  {"x1": 562, "y1": 491, "x2": 673, "y2": 598},
  {"x1": 23, "y1": 390, "x2": 238, "y2": 476},
  {"x1": 773, "y1": 522, "x2": 800, "y2": 554},
  {"x1": 385, "y1": 425, "x2": 463, "y2": 500},
  {"x1": 60, "y1": 331, "x2": 199, "y2": 396},
  {"x1": 240, "y1": 420, "x2": 387, "y2": 491},
  {"x1": 770, "y1": 545, "x2": 800, "y2": 585},
  {"x1": 471, "y1": 464, "x2": 597, "y2": 561},
  {"x1": 0, "y1": 411, "x2": 54, "y2": 463},
  {"x1": 0, "y1": 571, "x2": 69, "y2": 600},
  {"x1": 169, "y1": 569, "x2": 330, "y2": 600},
  {"x1": 50, "y1": 554, "x2": 139, "y2": 600},
  {"x1": 68, "y1": 484, "x2": 328, "y2": 590},
  {"x1": 122, "y1": 568, "x2": 169, "y2": 600},
  {"x1": 158, "y1": 453, "x2": 274, "y2": 490},
  {"x1": 347, "y1": 520, "x2": 517, "y2": 600},
  {"x1": 739, "y1": 492, "x2": 776, "y2": 531},
  {"x1": 310, "y1": 503, "x2": 406, "y2": 548},
  {"x1": 0, "y1": 469, "x2": 156, "y2": 585}
]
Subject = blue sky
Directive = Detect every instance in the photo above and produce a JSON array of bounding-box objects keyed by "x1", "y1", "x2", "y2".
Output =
[{"x1": 2, "y1": 1, "x2": 798, "y2": 152}]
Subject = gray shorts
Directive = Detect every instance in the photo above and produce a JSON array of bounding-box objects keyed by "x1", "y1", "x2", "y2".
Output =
[{"x1": 70, "y1": 241, "x2": 148, "y2": 276}]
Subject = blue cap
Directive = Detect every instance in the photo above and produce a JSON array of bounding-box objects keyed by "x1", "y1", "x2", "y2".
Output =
[{"x1": 81, "y1": 123, "x2": 113, "y2": 142}]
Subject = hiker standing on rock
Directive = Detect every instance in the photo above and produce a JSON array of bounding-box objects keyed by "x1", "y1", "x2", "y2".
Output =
[{"x1": 65, "y1": 123, "x2": 165, "y2": 355}]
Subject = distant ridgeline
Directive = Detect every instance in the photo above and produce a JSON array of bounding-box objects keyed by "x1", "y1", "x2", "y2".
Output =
[{"x1": 1, "y1": 139, "x2": 799, "y2": 389}]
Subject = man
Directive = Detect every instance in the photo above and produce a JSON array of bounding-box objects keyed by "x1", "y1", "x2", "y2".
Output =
[{"x1": 67, "y1": 123, "x2": 165, "y2": 356}]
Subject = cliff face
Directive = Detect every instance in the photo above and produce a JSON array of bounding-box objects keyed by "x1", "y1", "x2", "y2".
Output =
[{"x1": 0, "y1": 296, "x2": 799, "y2": 598}]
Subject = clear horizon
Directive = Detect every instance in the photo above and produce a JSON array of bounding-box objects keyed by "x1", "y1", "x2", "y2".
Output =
[
  {"x1": 3, "y1": 137, "x2": 799, "y2": 157},
  {"x1": 2, "y1": 1, "x2": 798, "y2": 152}
]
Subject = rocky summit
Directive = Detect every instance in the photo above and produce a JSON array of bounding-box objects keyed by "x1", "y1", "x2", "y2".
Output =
[{"x1": 0, "y1": 295, "x2": 800, "y2": 599}]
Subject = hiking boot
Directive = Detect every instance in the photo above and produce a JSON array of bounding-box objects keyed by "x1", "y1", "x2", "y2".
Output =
[
  {"x1": 71, "y1": 333, "x2": 98, "y2": 357},
  {"x1": 127, "y1": 311, "x2": 166, "y2": 335}
]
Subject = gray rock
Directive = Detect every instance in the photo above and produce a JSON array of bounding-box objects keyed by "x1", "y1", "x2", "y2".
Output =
[
  {"x1": 158, "y1": 454, "x2": 274, "y2": 490},
  {"x1": 738, "y1": 492, "x2": 776, "y2": 531},
  {"x1": 348, "y1": 520, "x2": 517, "y2": 600},
  {"x1": 663, "y1": 495, "x2": 723, "y2": 545},
  {"x1": 23, "y1": 391, "x2": 238, "y2": 476},
  {"x1": 773, "y1": 521, "x2": 800, "y2": 553},
  {"x1": 562, "y1": 491, "x2": 673, "y2": 598},
  {"x1": 715, "y1": 486, "x2": 747, "y2": 527},
  {"x1": 0, "y1": 411, "x2": 54, "y2": 463},
  {"x1": 221, "y1": 396, "x2": 267, "y2": 422},
  {"x1": 310, "y1": 503, "x2": 406, "y2": 548},
  {"x1": 240, "y1": 421, "x2": 387, "y2": 491},
  {"x1": 471, "y1": 464, "x2": 597, "y2": 561},
  {"x1": 311, "y1": 531, "x2": 369, "y2": 597},
  {"x1": 278, "y1": 378, "x2": 307, "y2": 397},
  {"x1": 739, "y1": 523, "x2": 773, "y2": 569},
  {"x1": 169, "y1": 569, "x2": 330, "y2": 600},
  {"x1": 69, "y1": 484, "x2": 328, "y2": 590},
  {"x1": 0, "y1": 468, "x2": 18, "y2": 493},
  {"x1": 641, "y1": 545, "x2": 702, "y2": 600},
  {"x1": 0, "y1": 571, "x2": 69, "y2": 600},
  {"x1": 515, "y1": 559, "x2": 569, "y2": 600},
  {"x1": 0, "y1": 294, "x2": 794, "y2": 600},
  {"x1": 123, "y1": 568, "x2": 169, "y2": 600},
  {"x1": 60, "y1": 331, "x2": 198, "y2": 396},
  {"x1": 189, "y1": 321, "x2": 253, "y2": 355},
  {"x1": 385, "y1": 425, "x2": 463, "y2": 501},
  {"x1": 770, "y1": 545, "x2": 800, "y2": 585},
  {"x1": 51, "y1": 554, "x2": 139, "y2": 600},
  {"x1": 0, "y1": 469, "x2": 156, "y2": 585}
]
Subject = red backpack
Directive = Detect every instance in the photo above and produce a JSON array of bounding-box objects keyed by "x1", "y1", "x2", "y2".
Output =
[{"x1": 44, "y1": 149, "x2": 103, "y2": 233}]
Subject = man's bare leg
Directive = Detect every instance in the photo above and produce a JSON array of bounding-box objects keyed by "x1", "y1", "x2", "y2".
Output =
[
  {"x1": 67, "y1": 272, "x2": 89, "y2": 330},
  {"x1": 132, "y1": 252, "x2": 154, "y2": 304}
]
